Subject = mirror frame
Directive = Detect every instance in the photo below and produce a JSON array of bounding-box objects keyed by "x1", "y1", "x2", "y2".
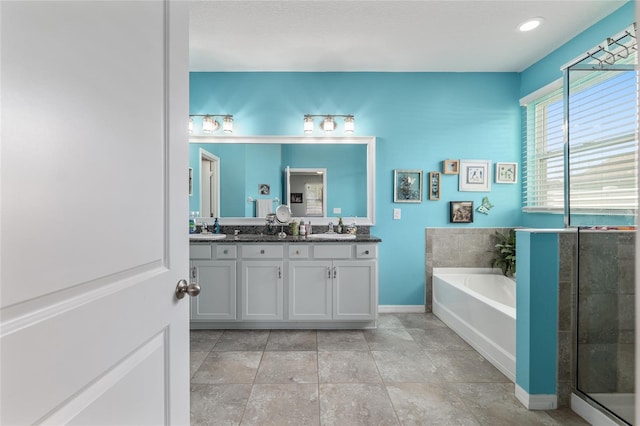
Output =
[{"x1": 189, "y1": 135, "x2": 376, "y2": 226}]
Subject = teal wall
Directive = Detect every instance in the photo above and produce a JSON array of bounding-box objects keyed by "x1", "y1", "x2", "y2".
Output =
[
  {"x1": 190, "y1": 72, "x2": 522, "y2": 305},
  {"x1": 515, "y1": 231, "x2": 559, "y2": 395},
  {"x1": 188, "y1": 1, "x2": 634, "y2": 305}
]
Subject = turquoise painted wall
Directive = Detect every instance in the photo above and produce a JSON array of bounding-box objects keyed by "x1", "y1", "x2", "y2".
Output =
[
  {"x1": 515, "y1": 231, "x2": 559, "y2": 395},
  {"x1": 190, "y1": 72, "x2": 522, "y2": 305},
  {"x1": 188, "y1": 2, "x2": 634, "y2": 305}
]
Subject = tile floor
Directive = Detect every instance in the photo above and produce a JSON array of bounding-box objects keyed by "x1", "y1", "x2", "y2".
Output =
[{"x1": 190, "y1": 313, "x2": 589, "y2": 425}]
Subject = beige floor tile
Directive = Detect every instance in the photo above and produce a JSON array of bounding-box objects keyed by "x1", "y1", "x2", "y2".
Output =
[
  {"x1": 190, "y1": 383, "x2": 252, "y2": 426},
  {"x1": 407, "y1": 327, "x2": 473, "y2": 351},
  {"x1": 427, "y1": 350, "x2": 511, "y2": 383},
  {"x1": 318, "y1": 351, "x2": 382, "y2": 383},
  {"x1": 319, "y1": 383, "x2": 399, "y2": 425},
  {"x1": 372, "y1": 350, "x2": 442, "y2": 383},
  {"x1": 363, "y1": 328, "x2": 422, "y2": 351},
  {"x1": 191, "y1": 351, "x2": 262, "y2": 384},
  {"x1": 386, "y1": 382, "x2": 480, "y2": 425},
  {"x1": 317, "y1": 330, "x2": 369, "y2": 351},
  {"x1": 213, "y1": 330, "x2": 270, "y2": 351},
  {"x1": 254, "y1": 351, "x2": 318, "y2": 384},
  {"x1": 265, "y1": 330, "x2": 317, "y2": 351},
  {"x1": 241, "y1": 383, "x2": 319, "y2": 426}
]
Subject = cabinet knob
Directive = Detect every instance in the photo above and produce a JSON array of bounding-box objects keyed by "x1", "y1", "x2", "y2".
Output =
[
  {"x1": 223, "y1": 249, "x2": 228, "y2": 254},
  {"x1": 296, "y1": 250, "x2": 300, "y2": 255},
  {"x1": 260, "y1": 249, "x2": 265, "y2": 254},
  {"x1": 364, "y1": 250, "x2": 370, "y2": 255}
]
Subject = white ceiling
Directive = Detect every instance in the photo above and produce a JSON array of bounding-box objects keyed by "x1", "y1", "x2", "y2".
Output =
[{"x1": 189, "y1": 0, "x2": 628, "y2": 72}]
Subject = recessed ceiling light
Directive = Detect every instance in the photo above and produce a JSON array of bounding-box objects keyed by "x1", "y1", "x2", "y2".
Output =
[{"x1": 518, "y1": 17, "x2": 544, "y2": 32}]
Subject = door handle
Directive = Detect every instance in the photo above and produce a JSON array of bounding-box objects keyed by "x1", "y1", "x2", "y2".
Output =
[{"x1": 175, "y1": 279, "x2": 201, "y2": 299}]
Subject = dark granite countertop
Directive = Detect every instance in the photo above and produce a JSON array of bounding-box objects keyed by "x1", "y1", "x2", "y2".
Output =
[{"x1": 190, "y1": 233, "x2": 382, "y2": 243}]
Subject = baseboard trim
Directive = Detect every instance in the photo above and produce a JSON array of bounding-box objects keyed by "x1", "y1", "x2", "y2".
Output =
[
  {"x1": 571, "y1": 393, "x2": 622, "y2": 426},
  {"x1": 378, "y1": 305, "x2": 425, "y2": 313},
  {"x1": 515, "y1": 384, "x2": 557, "y2": 410}
]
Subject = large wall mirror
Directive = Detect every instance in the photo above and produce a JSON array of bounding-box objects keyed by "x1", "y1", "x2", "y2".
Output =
[{"x1": 189, "y1": 136, "x2": 376, "y2": 225}]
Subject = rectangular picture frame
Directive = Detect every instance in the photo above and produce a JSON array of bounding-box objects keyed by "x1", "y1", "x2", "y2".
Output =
[
  {"x1": 393, "y1": 169, "x2": 423, "y2": 203},
  {"x1": 429, "y1": 171, "x2": 441, "y2": 200},
  {"x1": 443, "y1": 159, "x2": 459, "y2": 175},
  {"x1": 450, "y1": 201, "x2": 474, "y2": 223},
  {"x1": 495, "y1": 162, "x2": 518, "y2": 183},
  {"x1": 459, "y1": 160, "x2": 491, "y2": 192}
]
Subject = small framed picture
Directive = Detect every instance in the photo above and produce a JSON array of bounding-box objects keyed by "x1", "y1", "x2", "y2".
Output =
[
  {"x1": 429, "y1": 171, "x2": 441, "y2": 200},
  {"x1": 290, "y1": 193, "x2": 303, "y2": 203},
  {"x1": 450, "y1": 201, "x2": 474, "y2": 223},
  {"x1": 443, "y1": 160, "x2": 459, "y2": 175},
  {"x1": 259, "y1": 183, "x2": 271, "y2": 195},
  {"x1": 393, "y1": 169, "x2": 423, "y2": 203},
  {"x1": 495, "y1": 162, "x2": 518, "y2": 184},
  {"x1": 459, "y1": 160, "x2": 491, "y2": 192}
]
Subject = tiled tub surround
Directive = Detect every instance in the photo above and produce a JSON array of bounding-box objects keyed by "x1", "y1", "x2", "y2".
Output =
[{"x1": 425, "y1": 227, "x2": 512, "y2": 312}]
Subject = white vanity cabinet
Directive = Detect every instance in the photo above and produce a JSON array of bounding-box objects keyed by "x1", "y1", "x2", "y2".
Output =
[
  {"x1": 189, "y1": 243, "x2": 237, "y2": 322},
  {"x1": 189, "y1": 238, "x2": 379, "y2": 329},
  {"x1": 239, "y1": 245, "x2": 284, "y2": 321}
]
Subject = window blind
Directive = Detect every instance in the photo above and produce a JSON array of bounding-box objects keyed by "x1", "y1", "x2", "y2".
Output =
[
  {"x1": 522, "y1": 50, "x2": 638, "y2": 215},
  {"x1": 567, "y1": 69, "x2": 638, "y2": 214}
]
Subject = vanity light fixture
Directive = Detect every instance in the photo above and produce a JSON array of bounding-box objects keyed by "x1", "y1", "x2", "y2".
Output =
[
  {"x1": 189, "y1": 114, "x2": 234, "y2": 134},
  {"x1": 303, "y1": 114, "x2": 355, "y2": 134}
]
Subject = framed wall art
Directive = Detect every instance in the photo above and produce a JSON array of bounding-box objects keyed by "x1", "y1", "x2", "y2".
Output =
[
  {"x1": 393, "y1": 169, "x2": 423, "y2": 203},
  {"x1": 443, "y1": 159, "x2": 460, "y2": 175},
  {"x1": 495, "y1": 162, "x2": 518, "y2": 183},
  {"x1": 459, "y1": 160, "x2": 491, "y2": 192},
  {"x1": 450, "y1": 201, "x2": 474, "y2": 223},
  {"x1": 429, "y1": 171, "x2": 441, "y2": 200}
]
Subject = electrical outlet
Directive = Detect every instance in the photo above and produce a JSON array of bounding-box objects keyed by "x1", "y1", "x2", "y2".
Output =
[
  {"x1": 333, "y1": 207, "x2": 342, "y2": 214},
  {"x1": 393, "y1": 208, "x2": 401, "y2": 220}
]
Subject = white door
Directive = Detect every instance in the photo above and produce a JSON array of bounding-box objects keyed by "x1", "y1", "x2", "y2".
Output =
[{"x1": 1, "y1": 1, "x2": 190, "y2": 425}]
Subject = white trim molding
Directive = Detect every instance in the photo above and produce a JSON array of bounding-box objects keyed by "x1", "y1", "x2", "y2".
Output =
[
  {"x1": 378, "y1": 305, "x2": 425, "y2": 313},
  {"x1": 515, "y1": 384, "x2": 557, "y2": 410},
  {"x1": 570, "y1": 393, "x2": 624, "y2": 426}
]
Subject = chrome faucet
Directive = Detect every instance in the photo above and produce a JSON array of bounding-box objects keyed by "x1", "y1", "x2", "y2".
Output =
[
  {"x1": 328, "y1": 222, "x2": 334, "y2": 233},
  {"x1": 201, "y1": 222, "x2": 208, "y2": 233}
]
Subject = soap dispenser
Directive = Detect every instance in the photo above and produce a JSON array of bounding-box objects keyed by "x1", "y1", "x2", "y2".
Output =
[
  {"x1": 213, "y1": 218, "x2": 221, "y2": 234},
  {"x1": 189, "y1": 211, "x2": 196, "y2": 234}
]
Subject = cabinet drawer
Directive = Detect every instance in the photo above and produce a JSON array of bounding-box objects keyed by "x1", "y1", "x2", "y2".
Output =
[
  {"x1": 314, "y1": 244, "x2": 352, "y2": 259},
  {"x1": 190, "y1": 244, "x2": 212, "y2": 260},
  {"x1": 216, "y1": 245, "x2": 237, "y2": 259},
  {"x1": 356, "y1": 244, "x2": 377, "y2": 259},
  {"x1": 289, "y1": 245, "x2": 309, "y2": 259},
  {"x1": 242, "y1": 245, "x2": 284, "y2": 259}
]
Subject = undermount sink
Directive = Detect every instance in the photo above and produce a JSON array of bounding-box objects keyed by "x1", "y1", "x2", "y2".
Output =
[
  {"x1": 307, "y1": 233, "x2": 356, "y2": 240},
  {"x1": 189, "y1": 233, "x2": 227, "y2": 240}
]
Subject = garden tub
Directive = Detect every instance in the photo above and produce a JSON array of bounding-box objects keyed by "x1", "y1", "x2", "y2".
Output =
[{"x1": 432, "y1": 267, "x2": 516, "y2": 381}]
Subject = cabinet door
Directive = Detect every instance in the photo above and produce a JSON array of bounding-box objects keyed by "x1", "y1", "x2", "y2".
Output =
[
  {"x1": 240, "y1": 260, "x2": 284, "y2": 320},
  {"x1": 191, "y1": 260, "x2": 237, "y2": 321},
  {"x1": 288, "y1": 261, "x2": 332, "y2": 321},
  {"x1": 333, "y1": 260, "x2": 377, "y2": 320}
]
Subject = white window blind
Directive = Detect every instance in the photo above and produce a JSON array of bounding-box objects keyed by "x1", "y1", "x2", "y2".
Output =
[
  {"x1": 522, "y1": 85, "x2": 565, "y2": 211},
  {"x1": 522, "y1": 51, "x2": 638, "y2": 215},
  {"x1": 567, "y1": 69, "x2": 638, "y2": 214}
]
